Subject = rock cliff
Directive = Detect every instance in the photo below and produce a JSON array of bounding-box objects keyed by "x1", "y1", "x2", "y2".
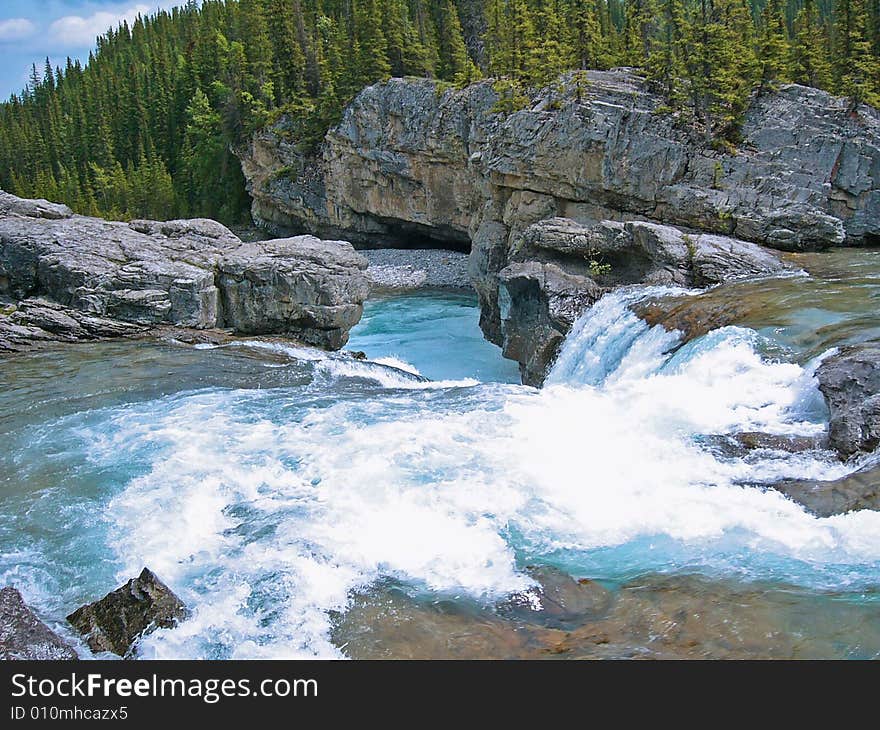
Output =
[
  {"x1": 0, "y1": 191, "x2": 370, "y2": 352},
  {"x1": 238, "y1": 69, "x2": 879, "y2": 384}
]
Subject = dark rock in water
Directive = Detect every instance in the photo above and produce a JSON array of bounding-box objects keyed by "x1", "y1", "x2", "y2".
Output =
[
  {"x1": 815, "y1": 343, "x2": 880, "y2": 459},
  {"x1": 348, "y1": 350, "x2": 367, "y2": 360},
  {"x1": 497, "y1": 261, "x2": 603, "y2": 386},
  {"x1": 772, "y1": 463, "x2": 880, "y2": 517},
  {"x1": 496, "y1": 566, "x2": 613, "y2": 628},
  {"x1": 66, "y1": 568, "x2": 188, "y2": 657},
  {"x1": 634, "y1": 292, "x2": 762, "y2": 344},
  {"x1": 703, "y1": 432, "x2": 827, "y2": 458},
  {"x1": 0, "y1": 586, "x2": 78, "y2": 660}
]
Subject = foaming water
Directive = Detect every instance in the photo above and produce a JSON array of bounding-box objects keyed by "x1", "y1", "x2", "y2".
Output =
[{"x1": 1, "y1": 286, "x2": 880, "y2": 658}]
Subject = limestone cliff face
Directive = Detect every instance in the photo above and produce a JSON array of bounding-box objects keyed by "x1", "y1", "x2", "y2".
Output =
[{"x1": 238, "y1": 69, "x2": 880, "y2": 383}]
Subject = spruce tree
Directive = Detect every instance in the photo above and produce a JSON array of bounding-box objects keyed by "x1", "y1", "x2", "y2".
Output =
[
  {"x1": 758, "y1": 0, "x2": 792, "y2": 87},
  {"x1": 789, "y1": 0, "x2": 833, "y2": 90}
]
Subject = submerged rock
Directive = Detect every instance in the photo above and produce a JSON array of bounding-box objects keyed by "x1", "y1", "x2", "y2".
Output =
[
  {"x1": 0, "y1": 586, "x2": 78, "y2": 660},
  {"x1": 496, "y1": 566, "x2": 613, "y2": 628},
  {"x1": 331, "y1": 572, "x2": 880, "y2": 659},
  {"x1": 705, "y1": 432, "x2": 827, "y2": 458},
  {"x1": 0, "y1": 192, "x2": 370, "y2": 352},
  {"x1": 66, "y1": 568, "x2": 188, "y2": 657},
  {"x1": 772, "y1": 463, "x2": 880, "y2": 517},
  {"x1": 815, "y1": 343, "x2": 880, "y2": 459}
]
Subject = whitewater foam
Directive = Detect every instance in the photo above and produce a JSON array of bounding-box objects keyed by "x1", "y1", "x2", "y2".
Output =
[{"x1": 5, "y1": 287, "x2": 880, "y2": 659}]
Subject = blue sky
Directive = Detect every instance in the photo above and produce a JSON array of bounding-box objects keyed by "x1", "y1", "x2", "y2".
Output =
[{"x1": 0, "y1": 1, "x2": 188, "y2": 99}]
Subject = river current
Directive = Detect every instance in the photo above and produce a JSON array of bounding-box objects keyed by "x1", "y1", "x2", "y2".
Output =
[{"x1": 2, "y1": 252, "x2": 880, "y2": 659}]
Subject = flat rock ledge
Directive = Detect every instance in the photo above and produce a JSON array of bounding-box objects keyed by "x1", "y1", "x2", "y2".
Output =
[
  {"x1": 0, "y1": 586, "x2": 78, "y2": 660},
  {"x1": 0, "y1": 191, "x2": 370, "y2": 353}
]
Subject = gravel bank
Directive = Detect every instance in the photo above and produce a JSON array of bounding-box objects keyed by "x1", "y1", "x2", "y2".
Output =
[{"x1": 362, "y1": 248, "x2": 471, "y2": 290}]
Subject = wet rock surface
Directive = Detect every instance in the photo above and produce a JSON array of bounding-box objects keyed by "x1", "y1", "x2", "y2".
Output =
[
  {"x1": 66, "y1": 568, "x2": 188, "y2": 657},
  {"x1": 815, "y1": 343, "x2": 880, "y2": 459},
  {"x1": 773, "y1": 462, "x2": 880, "y2": 516},
  {"x1": 705, "y1": 432, "x2": 828, "y2": 458},
  {"x1": 496, "y1": 566, "x2": 614, "y2": 629},
  {"x1": 497, "y1": 261, "x2": 603, "y2": 385},
  {"x1": 0, "y1": 586, "x2": 78, "y2": 660},
  {"x1": 332, "y1": 573, "x2": 880, "y2": 659},
  {"x1": 239, "y1": 70, "x2": 869, "y2": 381},
  {"x1": 0, "y1": 192, "x2": 370, "y2": 352}
]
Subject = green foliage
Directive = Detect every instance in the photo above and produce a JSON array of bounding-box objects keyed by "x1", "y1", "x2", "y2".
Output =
[
  {"x1": 790, "y1": 0, "x2": 834, "y2": 89},
  {"x1": 1, "y1": 0, "x2": 878, "y2": 226},
  {"x1": 491, "y1": 78, "x2": 531, "y2": 113},
  {"x1": 0, "y1": 0, "x2": 483, "y2": 223}
]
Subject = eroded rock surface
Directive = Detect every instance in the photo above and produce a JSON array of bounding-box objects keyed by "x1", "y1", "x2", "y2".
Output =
[
  {"x1": 239, "y1": 70, "x2": 874, "y2": 381},
  {"x1": 0, "y1": 192, "x2": 370, "y2": 352},
  {"x1": 66, "y1": 568, "x2": 188, "y2": 657},
  {"x1": 815, "y1": 343, "x2": 880, "y2": 459},
  {"x1": 331, "y1": 573, "x2": 880, "y2": 659},
  {"x1": 772, "y1": 462, "x2": 880, "y2": 517},
  {"x1": 0, "y1": 586, "x2": 78, "y2": 660}
]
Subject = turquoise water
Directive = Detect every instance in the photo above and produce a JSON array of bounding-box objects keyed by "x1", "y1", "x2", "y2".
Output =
[
  {"x1": 1, "y1": 283, "x2": 879, "y2": 658},
  {"x1": 347, "y1": 291, "x2": 521, "y2": 383}
]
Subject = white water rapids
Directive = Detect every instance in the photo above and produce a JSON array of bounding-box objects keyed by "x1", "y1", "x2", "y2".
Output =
[{"x1": 2, "y1": 287, "x2": 879, "y2": 658}]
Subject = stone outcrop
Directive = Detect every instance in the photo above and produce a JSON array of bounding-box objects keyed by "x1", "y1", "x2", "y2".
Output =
[
  {"x1": 815, "y1": 343, "x2": 880, "y2": 459},
  {"x1": 66, "y1": 568, "x2": 188, "y2": 657},
  {"x1": 0, "y1": 586, "x2": 78, "y2": 660},
  {"x1": 239, "y1": 69, "x2": 876, "y2": 381},
  {"x1": 0, "y1": 192, "x2": 370, "y2": 351},
  {"x1": 497, "y1": 262, "x2": 603, "y2": 385}
]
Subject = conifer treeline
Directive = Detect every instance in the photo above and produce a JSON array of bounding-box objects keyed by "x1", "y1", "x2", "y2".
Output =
[{"x1": 0, "y1": 0, "x2": 877, "y2": 224}]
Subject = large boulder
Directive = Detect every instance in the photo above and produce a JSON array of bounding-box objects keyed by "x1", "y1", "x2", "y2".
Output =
[
  {"x1": 0, "y1": 192, "x2": 370, "y2": 351},
  {"x1": 218, "y1": 237, "x2": 369, "y2": 349},
  {"x1": 0, "y1": 587, "x2": 78, "y2": 660},
  {"x1": 66, "y1": 568, "x2": 188, "y2": 657},
  {"x1": 815, "y1": 343, "x2": 880, "y2": 458},
  {"x1": 497, "y1": 261, "x2": 603, "y2": 386}
]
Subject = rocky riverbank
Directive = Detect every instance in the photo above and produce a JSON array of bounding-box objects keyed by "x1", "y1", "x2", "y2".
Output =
[
  {"x1": 0, "y1": 191, "x2": 370, "y2": 353},
  {"x1": 363, "y1": 248, "x2": 471, "y2": 290},
  {"x1": 238, "y1": 69, "x2": 880, "y2": 384}
]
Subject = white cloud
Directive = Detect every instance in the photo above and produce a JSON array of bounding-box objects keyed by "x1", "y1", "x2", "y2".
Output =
[
  {"x1": 0, "y1": 18, "x2": 36, "y2": 42},
  {"x1": 48, "y1": 4, "x2": 179, "y2": 49}
]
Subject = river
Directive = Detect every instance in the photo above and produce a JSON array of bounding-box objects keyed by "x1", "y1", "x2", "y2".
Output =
[{"x1": 2, "y1": 251, "x2": 880, "y2": 659}]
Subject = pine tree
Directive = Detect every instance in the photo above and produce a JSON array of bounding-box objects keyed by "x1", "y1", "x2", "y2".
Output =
[
  {"x1": 531, "y1": 0, "x2": 570, "y2": 83},
  {"x1": 568, "y1": 0, "x2": 606, "y2": 71},
  {"x1": 356, "y1": 0, "x2": 392, "y2": 84},
  {"x1": 436, "y1": 0, "x2": 478, "y2": 83},
  {"x1": 790, "y1": 0, "x2": 833, "y2": 90},
  {"x1": 758, "y1": 0, "x2": 792, "y2": 87},
  {"x1": 647, "y1": 0, "x2": 687, "y2": 106},
  {"x1": 834, "y1": 0, "x2": 880, "y2": 107}
]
